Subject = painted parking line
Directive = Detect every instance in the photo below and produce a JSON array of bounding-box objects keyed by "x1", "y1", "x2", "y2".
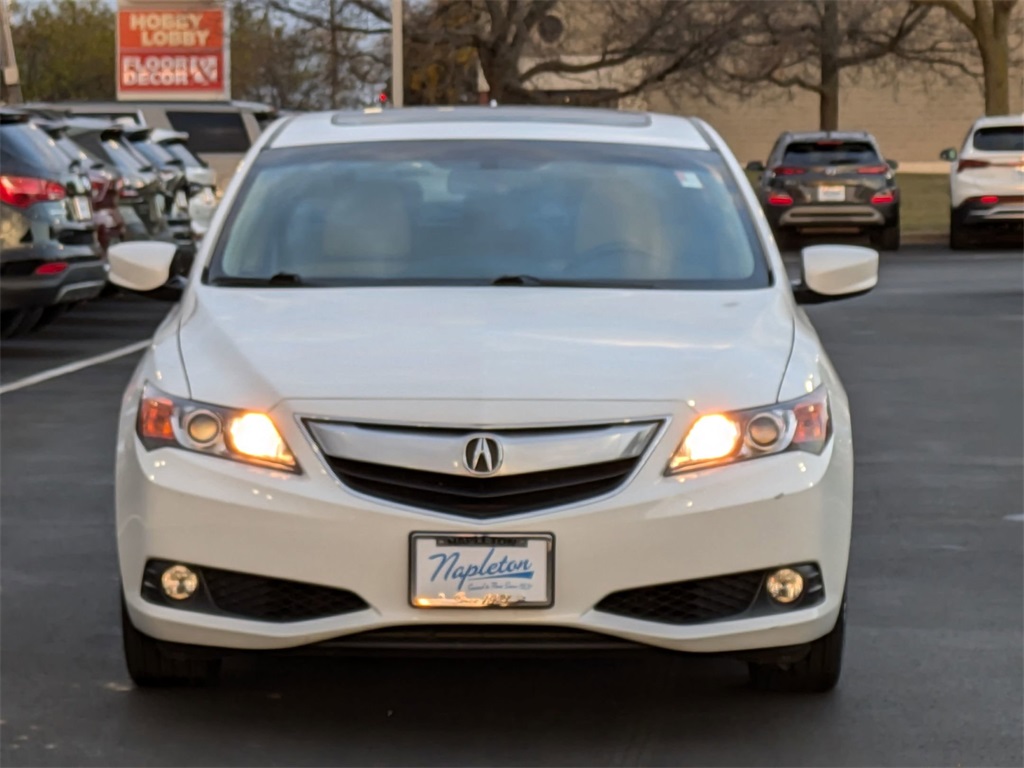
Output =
[{"x1": 0, "y1": 340, "x2": 150, "y2": 396}]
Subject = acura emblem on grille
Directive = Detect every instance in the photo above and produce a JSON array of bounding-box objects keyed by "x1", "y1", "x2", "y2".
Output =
[{"x1": 463, "y1": 436, "x2": 502, "y2": 476}]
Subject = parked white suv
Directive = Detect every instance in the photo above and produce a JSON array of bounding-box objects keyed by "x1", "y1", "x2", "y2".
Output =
[
  {"x1": 108, "y1": 107, "x2": 878, "y2": 693},
  {"x1": 941, "y1": 114, "x2": 1024, "y2": 249}
]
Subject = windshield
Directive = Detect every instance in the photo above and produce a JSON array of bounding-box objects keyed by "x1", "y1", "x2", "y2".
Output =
[
  {"x1": 55, "y1": 136, "x2": 103, "y2": 168},
  {"x1": 163, "y1": 142, "x2": 205, "y2": 168},
  {"x1": 0, "y1": 122, "x2": 71, "y2": 177},
  {"x1": 102, "y1": 137, "x2": 153, "y2": 175},
  {"x1": 781, "y1": 141, "x2": 880, "y2": 167},
  {"x1": 208, "y1": 141, "x2": 768, "y2": 289},
  {"x1": 131, "y1": 139, "x2": 178, "y2": 168},
  {"x1": 973, "y1": 126, "x2": 1024, "y2": 152}
]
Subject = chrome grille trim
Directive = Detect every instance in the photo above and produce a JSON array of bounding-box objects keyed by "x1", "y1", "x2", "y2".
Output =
[{"x1": 305, "y1": 420, "x2": 661, "y2": 478}]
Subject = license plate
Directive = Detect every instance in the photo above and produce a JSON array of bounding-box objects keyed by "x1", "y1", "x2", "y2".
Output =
[
  {"x1": 818, "y1": 185, "x2": 846, "y2": 202},
  {"x1": 410, "y1": 533, "x2": 553, "y2": 608},
  {"x1": 69, "y1": 196, "x2": 92, "y2": 221}
]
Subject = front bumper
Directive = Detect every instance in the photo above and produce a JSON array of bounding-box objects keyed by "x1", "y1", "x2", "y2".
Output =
[{"x1": 118, "y1": 411, "x2": 853, "y2": 656}]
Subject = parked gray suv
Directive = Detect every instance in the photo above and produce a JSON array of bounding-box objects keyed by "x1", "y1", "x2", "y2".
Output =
[{"x1": 748, "y1": 131, "x2": 901, "y2": 251}]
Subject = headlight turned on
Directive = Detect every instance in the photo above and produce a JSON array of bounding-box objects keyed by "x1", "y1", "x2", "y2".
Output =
[
  {"x1": 667, "y1": 387, "x2": 830, "y2": 474},
  {"x1": 136, "y1": 383, "x2": 297, "y2": 471}
]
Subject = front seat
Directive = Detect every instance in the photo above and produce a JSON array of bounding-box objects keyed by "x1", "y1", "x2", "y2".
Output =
[
  {"x1": 306, "y1": 181, "x2": 413, "y2": 280},
  {"x1": 573, "y1": 179, "x2": 673, "y2": 279}
]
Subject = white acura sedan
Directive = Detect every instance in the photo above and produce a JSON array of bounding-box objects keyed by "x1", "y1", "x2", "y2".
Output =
[{"x1": 110, "y1": 107, "x2": 878, "y2": 693}]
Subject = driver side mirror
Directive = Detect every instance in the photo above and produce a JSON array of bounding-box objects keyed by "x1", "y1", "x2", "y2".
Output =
[
  {"x1": 793, "y1": 245, "x2": 878, "y2": 305},
  {"x1": 939, "y1": 147, "x2": 958, "y2": 161},
  {"x1": 107, "y1": 241, "x2": 183, "y2": 301}
]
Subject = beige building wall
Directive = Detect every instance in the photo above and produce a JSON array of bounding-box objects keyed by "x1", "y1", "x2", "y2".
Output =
[
  {"x1": 645, "y1": 71, "x2": 1024, "y2": 172},
  {"x1": 513, "y1": 0, "x2": 1024, "y2": 172}
]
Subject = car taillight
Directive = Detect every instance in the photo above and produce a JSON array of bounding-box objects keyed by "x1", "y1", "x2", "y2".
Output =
[
  {"x1": 768, "y1": 192, "x2": 793, "y2": 206},
  {"x1": 857, "y1": 165, "x2": 889, "y2": 174},
  {"x1": 957, "y1": 159, "x2": 990, "y2": 172},
  {"x1": 870, "y1": 191, "x2": 896, "y2": 204},
  {"x1": 34, "y1": 261, "x2": 68, "y2": 275},
  {"x1": 979, "y1": 195, "x2": 999, "y2": 205},
  {"x1": 90, "y1": 177, "x2": 109, "y2": 202},
  {"x1": 773, "y1": 167, "x2": 805, "y2": 176},
  {"x1": 0, "y1": 176, "x2": 66, "y2": 208}
]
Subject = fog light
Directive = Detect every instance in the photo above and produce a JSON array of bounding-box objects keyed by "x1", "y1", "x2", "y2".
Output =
[
  {"x1": 161, "y1": 564, "x2": 198, "y2": 600},
  {"x1": 766, "y1": 568, "x2": 804, "y2": 604}
]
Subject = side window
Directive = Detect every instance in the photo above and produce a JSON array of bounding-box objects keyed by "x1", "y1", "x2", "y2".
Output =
[{"x1": 165, "y1": 111, "x2": 251, "y2": 154}]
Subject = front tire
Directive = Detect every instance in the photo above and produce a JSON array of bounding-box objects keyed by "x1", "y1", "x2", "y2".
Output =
[
  {"x1": 748, "y1": 594, "x2": 845, "y2": 693},
  {"x1": 122, "y1": 597, "x2": 221, "y2": 687}
]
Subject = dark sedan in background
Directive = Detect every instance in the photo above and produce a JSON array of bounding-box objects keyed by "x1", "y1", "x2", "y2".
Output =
[{"x1": 748, "y1": 131, "x2": 901, "y2": 251}]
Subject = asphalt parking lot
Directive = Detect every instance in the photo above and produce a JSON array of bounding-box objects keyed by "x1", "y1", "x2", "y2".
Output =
[{"x1": 1, "y1": 245, "x2": 1021, "y2": 767}]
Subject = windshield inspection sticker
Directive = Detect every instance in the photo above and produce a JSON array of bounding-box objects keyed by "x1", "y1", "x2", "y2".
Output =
[{"x1": 675, "y1": 170, "x2": 704, "y2": 189}]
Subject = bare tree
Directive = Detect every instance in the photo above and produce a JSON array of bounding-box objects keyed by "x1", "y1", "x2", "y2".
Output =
[
  {"x1": 394, "y1": 0, "x2": 757, "y2": 106},
  {"x1": 912, "y1": 0, "x2": 1020, "y2": 114},
  {"x1": 267, "y1": 0, "x2": 389, "y2": 107},
  {"x1": 714, "y1": 0, "x2": 945, "y2": 130}
]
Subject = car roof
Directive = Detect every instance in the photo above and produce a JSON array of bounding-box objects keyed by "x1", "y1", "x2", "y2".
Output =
[
  {"x1": 779, "y1": 130, "x2": 875, "y2": 143},
  {"x1": 972, "y1": 114, "x2": 1024, "y2": 129},
  {"x1": 33, "y1": 100, "x2": 272, "y2": 111},
  {"x1": 269, "y1": 106, "x2": 712, "y2": 151}
]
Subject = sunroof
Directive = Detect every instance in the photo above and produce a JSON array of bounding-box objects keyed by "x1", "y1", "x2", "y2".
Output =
[{"x1": 330, "y1": 106, "x2": 651, "y2": 128}]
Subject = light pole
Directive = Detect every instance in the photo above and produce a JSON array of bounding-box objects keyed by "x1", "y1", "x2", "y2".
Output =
[
  {"x1": 390, "y1": 0, "x2": 403, "y2": 107},
  {"x1": 0, "y1": 0, "x2": 22, "y2": 104}
]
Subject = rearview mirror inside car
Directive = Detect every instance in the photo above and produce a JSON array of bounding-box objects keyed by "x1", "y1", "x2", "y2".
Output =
[
  {"x1": 745, "y1": 160, "x2": 766, "y2": 172},
  {"x1": 793, "y1": 245, "x2": 878, "y2": 305},
  {"x1": 107, "y1": 241, "x2": 179, "y2": 298},
  {"x1": 939, "y1": 147, "x2": 958, "y2": 161}
]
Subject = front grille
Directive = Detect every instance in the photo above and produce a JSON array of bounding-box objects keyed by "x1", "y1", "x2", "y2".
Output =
[
  {"x1": 594, "y1": 570, "x2": 764, "y2": 625},
  {"x1": 142, "y1": 560, "x2": 369, "y2": 622},
  {"x1": 325, "y1": 456, "x2": 638, "y2": 518}
]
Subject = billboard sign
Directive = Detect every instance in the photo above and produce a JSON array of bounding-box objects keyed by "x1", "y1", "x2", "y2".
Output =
[{"x1": 116, "y1": 1, "x2": 228, "y2": 100}]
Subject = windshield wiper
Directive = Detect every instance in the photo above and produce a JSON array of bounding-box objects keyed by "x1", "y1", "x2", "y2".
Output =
[
  {"x1": 210, "y1": 272, "x2": 305, "y2": 287},
  {"x1": 491, "y1": 274, "x2": 549, "y2": 286},
  {"x1": 489, "y1": 274, "x2": 659, "y2": 289}
]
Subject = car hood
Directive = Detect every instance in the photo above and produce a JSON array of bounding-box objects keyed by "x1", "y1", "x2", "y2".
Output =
[{"x1": 178, "y1": 287, "x2": 795, "y2": 411}]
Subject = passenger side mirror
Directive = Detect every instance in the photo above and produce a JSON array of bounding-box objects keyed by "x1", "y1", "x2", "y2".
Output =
[
  {"x1": 939, "y1": 147, "x2": 958, "y2": 161},
  {"x1": 793, "y1": 245, "x2": 878, "y2": 305},
  {"x1": 745, "y1": 160, "x2": 766, "y2": 172},
  {"x1": 886, "y1": 158, "x2": 899, "y2": 170},
  {"x1": 107, "y1": 241, "x2": 181, "y2": 300}
]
